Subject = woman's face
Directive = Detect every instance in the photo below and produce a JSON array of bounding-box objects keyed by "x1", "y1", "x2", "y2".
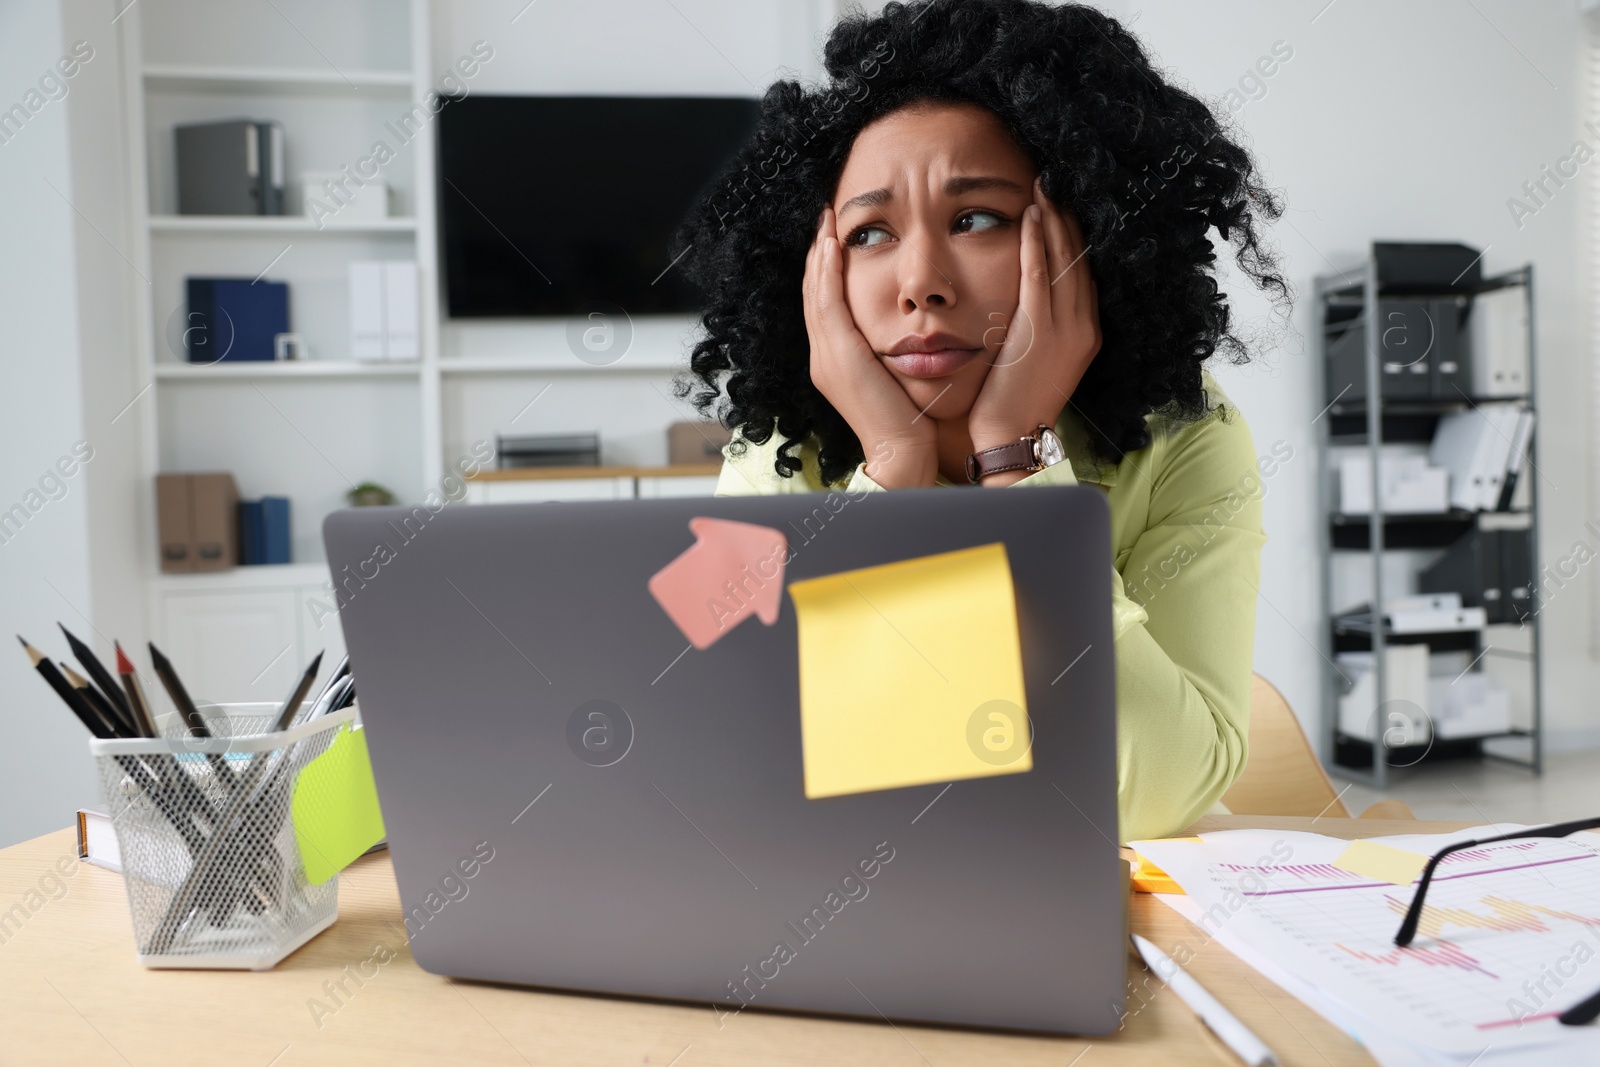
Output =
[{"x1": 831, "y1": 101, "x2": 1039, "y2": 423}]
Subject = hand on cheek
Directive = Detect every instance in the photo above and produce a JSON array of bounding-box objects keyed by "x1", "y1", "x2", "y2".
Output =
[
  {"x1": 803, "y1": 206, "x2": 938, "y2": 488},
  {"x1": 966, "y1": 178, "x2": 1102, "y2": 462}
]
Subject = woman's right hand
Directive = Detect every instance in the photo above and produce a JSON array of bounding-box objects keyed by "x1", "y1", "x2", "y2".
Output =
[{"x1": 803, "y1": 205, "x2": 937, "y2": 488}]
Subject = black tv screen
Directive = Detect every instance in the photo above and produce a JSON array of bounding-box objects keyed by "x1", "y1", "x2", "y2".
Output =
[{"x1": 439, "y1": 95, "x2": 761, "y2": 317}]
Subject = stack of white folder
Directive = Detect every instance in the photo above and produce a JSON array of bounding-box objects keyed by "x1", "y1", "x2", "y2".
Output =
[
  {"x1": 349, "y1": 260, "x2": 419, "y2": 361},
  {"x1": 1429, "y1": 402, "x2": 1535, "y2": 512}
]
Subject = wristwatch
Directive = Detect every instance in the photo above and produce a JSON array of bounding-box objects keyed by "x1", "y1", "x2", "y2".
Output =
[{"x1": 965, "y1": 424, "x2": 1067, "y2": 484}]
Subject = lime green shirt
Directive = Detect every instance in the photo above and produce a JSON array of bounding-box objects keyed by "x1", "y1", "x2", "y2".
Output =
[{"x1": 713, "y1": 370, "x2": 1266, "y2": 843}]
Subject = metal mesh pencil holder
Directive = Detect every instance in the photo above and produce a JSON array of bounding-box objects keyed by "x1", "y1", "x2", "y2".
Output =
[{"x1": 89, "y1": 703, "x2": 358, "y2": 969}]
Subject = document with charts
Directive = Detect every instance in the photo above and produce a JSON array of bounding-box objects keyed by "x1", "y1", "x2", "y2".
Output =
[{"x1": 1133, "y1": 828, "x2": 1600, "y2": 1056}]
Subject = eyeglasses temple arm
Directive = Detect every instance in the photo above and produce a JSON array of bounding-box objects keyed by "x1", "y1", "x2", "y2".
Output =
[
  {"x1": 1394, "y1": 817, "x2": 1600, "y2": 948},
  {"x1": 1394, "y1": 844, "x2": 1464, "y2": 947}
]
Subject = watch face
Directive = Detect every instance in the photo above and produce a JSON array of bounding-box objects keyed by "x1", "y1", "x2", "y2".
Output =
[{"x1": 1038, "y1": 427, "x2": 1066, "y2": 466}]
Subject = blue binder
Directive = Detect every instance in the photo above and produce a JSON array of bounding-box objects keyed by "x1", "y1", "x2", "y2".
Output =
[
  {"x1": 238, "y1": 497, "x2": 291, "y2": 564},
  {"x1": 261, "y1": 496, "x2": 291, "y2": 564},
  {"x1": 185, "y1": 277, "x2": 289, "y2": 362}
]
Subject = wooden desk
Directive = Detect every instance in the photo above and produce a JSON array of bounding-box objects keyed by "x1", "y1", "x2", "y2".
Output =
[{"x1": 0, "y1": 816, "x2": 1461, "y2": 1065}]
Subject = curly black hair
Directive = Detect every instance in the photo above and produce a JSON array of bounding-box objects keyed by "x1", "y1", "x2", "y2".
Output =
[{"x1": 673, "y1": 0, "x2": 1290, "y2": 488}]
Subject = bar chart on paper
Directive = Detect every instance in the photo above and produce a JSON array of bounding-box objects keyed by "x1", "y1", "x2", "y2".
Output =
[{"x1": 1134, "y1": 829, "x2": 1600, "y2": 1056}]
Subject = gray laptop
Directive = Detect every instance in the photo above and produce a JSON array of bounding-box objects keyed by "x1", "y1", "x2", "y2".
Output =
[{"x1": 323, "y1": 484, "x2": 1125, "y2": 1034}]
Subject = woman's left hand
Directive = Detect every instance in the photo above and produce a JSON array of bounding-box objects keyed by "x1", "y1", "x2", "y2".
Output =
[{"x1": 966, "y1": 177, "x2": 1101, "y2": 471}]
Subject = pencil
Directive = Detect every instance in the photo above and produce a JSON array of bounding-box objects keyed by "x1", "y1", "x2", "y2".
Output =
[
  {"x1": 59, "y1": 625, "x2": 136, "y2": 737},
  {"x1": 147, "y1": 642, "x2": 207, "y2": 738},
  {"x1": 114, "y1": 642, "x2": 158, "y2": 739},
  {"x1": 18, "y1": 637, "x2": 114, "y2": 740},
  {"x1": 270, "y1": 651, "x2": 323, "y2": 732},
  {"x1": 19, "y1": 637, "x2": 220, "y2": 904},
  {"x1": 147, "y1": 642, "x2": 240, "y2": 797},
  {"x1": 60, "y1": 663, "x2": 126, "y2": 739}
]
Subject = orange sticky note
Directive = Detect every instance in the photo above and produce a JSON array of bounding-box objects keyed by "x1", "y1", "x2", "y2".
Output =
[
  {"x1": 649, "y1": 518, "x2": 788, "y2": 649},
  {"x1": 787, "y1": 542, "x2": 1031, "y2": 799}
]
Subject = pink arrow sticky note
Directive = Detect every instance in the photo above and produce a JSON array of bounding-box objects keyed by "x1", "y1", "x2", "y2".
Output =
[{"x1": 648, "y1": 517, "x2": 788, "y2": 650}]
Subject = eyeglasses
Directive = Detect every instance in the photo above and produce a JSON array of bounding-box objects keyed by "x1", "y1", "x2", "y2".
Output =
[{"x1": 1392, "y1": 816, "x2": 1600, "y2": 1027}]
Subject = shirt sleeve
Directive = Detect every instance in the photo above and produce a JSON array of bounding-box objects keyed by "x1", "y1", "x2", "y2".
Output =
[{"x1": 1112, "y1": 410, "x2": 1265, "y2": 843}]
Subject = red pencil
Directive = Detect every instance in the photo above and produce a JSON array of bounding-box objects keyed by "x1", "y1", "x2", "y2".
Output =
[{"x1": 114, "y1": 641, "x2": 158, "y2": 739}]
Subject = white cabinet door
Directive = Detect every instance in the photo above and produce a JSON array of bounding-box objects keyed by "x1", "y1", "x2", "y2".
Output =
[
  {"x1": 159, "y1": 590, "x2": 301, "y2": 705},
  {"x1": 637, "y1": 476, "x2": 720, "y2": 498}
]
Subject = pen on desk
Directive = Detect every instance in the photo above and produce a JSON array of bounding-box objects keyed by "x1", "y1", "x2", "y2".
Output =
[
  {"x1": 1132, "y1": 934, "x2": 1279, "y2": 1067},
  {"x1": 60, "y1": 624, "x2": 136, "y2": 736},
  {"x1": 114, "y1": 642, "x2": 157, "y2": 739},
  {"x1": 270, "y1": 650, "x2": 323, "y2": 732}
]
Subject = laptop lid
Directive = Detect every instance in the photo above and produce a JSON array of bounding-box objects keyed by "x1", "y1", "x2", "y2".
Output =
[{"x1": 323, "y1": 484, "x2": 1124, "y2": 1034}]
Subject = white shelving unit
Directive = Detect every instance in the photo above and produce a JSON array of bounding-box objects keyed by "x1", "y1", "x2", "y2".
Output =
[
  {"x1": 116, "y1": 0, "x2": 730, "y2": 701},
  {"x1": 118, "y1": 0, "x2": 444, "y2": 700}
]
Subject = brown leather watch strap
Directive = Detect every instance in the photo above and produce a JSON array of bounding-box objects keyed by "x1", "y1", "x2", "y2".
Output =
[{"x1": 964, "y1": 437, "x2": 1037, "y2": 483}]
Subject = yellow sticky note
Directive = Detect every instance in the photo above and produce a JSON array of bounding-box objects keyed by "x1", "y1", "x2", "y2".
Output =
[
  {"x1": 1333, "y1": 839, "x2": 1428, "y2": 886},
  {"x1": 787, "y1": 542, "x2": 1031, "y2": 799},
  {"x1": 292, "y1": 724, "x2": 387, "y2": 886}
]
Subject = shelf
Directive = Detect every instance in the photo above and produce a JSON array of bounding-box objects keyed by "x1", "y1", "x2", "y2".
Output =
[
  {"x1": 143, "y1": 64, "x2": 413, "y2": 96},
  {"x1": 1332, "y1": 626, "x2": 1482, "y2": 654},
  {"x1": 1318, "y1": 267, "x2": 1528, "y2": 302},
  {"x1": 155, "y1": 362, "x2": 421, "y2": 381},
  {"x1": 1330, "y1": 510, "x2": 1478, "y2": 550},
  {"x1": 1327, "y1": 402, "x2": 1535, "y2": 445},
  {"x1": 149, "y1": 215, "x2": 417, "y2": 235},
  {"x1": 150, "y1": 561, "x2": 332, "y2": 592},
  {"x1": 1335, "y1": 727, "x2": 1530, "y2": 747},
  {"x1": 1331, "y1": 509, "x2": 1479, "y2": 524},
  {"x1": 440, "y1": 356, "x2": 688, "y2": 374},
  {"x1": 1332, "y1": 730, "x2": 1532, "y2": 772},
  {"x1": 1326, "y1": 397, "x2": 1533, "y2": 418},
  {"x1": 469, "y1": 463, "x2": 722, "y2": 483}
]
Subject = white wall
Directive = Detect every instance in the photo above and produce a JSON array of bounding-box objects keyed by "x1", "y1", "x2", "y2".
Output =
[
  {"x1": 0, "y1": 0, "x2": 143, "y2": 847},
  {"x1": 1119, "y1": 0, "x2": 1591, "y2": 749}
]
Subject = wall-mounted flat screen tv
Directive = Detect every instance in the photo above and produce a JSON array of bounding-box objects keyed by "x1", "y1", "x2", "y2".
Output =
[{"x1": 439, "y1": 95, "x2": 761, "y2": 317}]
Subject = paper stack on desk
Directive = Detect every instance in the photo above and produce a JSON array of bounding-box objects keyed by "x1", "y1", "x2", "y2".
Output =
[{"x1": 1132, "y1": 827, "x2": 1600, "y2": 1066}]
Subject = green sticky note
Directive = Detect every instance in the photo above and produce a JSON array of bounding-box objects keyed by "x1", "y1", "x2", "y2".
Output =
[{"x1": 292, "y1": 724, "x2": 386, "y2": 886}]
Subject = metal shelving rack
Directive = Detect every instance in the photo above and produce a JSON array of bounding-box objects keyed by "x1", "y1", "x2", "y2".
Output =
[{"x1": 1314, "y1": 255, "x2": 1543, "y2": 790}]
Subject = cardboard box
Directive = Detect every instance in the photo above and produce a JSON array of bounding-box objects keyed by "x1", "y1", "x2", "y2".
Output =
[
  {"x1": 155, "y1": 473, "x2": 194, "y2": 572},
  {"x1": 668, "y1": 420, "x2": 733, "y2": 466},
  {"x1": 155, "y1": 473, "x2": 238, "y2": 573}
]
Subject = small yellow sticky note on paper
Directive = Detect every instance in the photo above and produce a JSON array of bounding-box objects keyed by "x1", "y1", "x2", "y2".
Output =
[
  {"x1": 292, "y1": 724, "x2": 387, "y2": 886},
  {"x1": 1333, "y1": 839, "x2": 1429, "y2": 886},
  {"x1": 787, "y1": 542, "x2": 1031, "y2": 799}
]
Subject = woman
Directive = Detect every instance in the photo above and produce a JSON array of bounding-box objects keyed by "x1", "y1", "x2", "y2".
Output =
[{"x1": 674, "y1": 0, "x2": 1289, "y2": 842}]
